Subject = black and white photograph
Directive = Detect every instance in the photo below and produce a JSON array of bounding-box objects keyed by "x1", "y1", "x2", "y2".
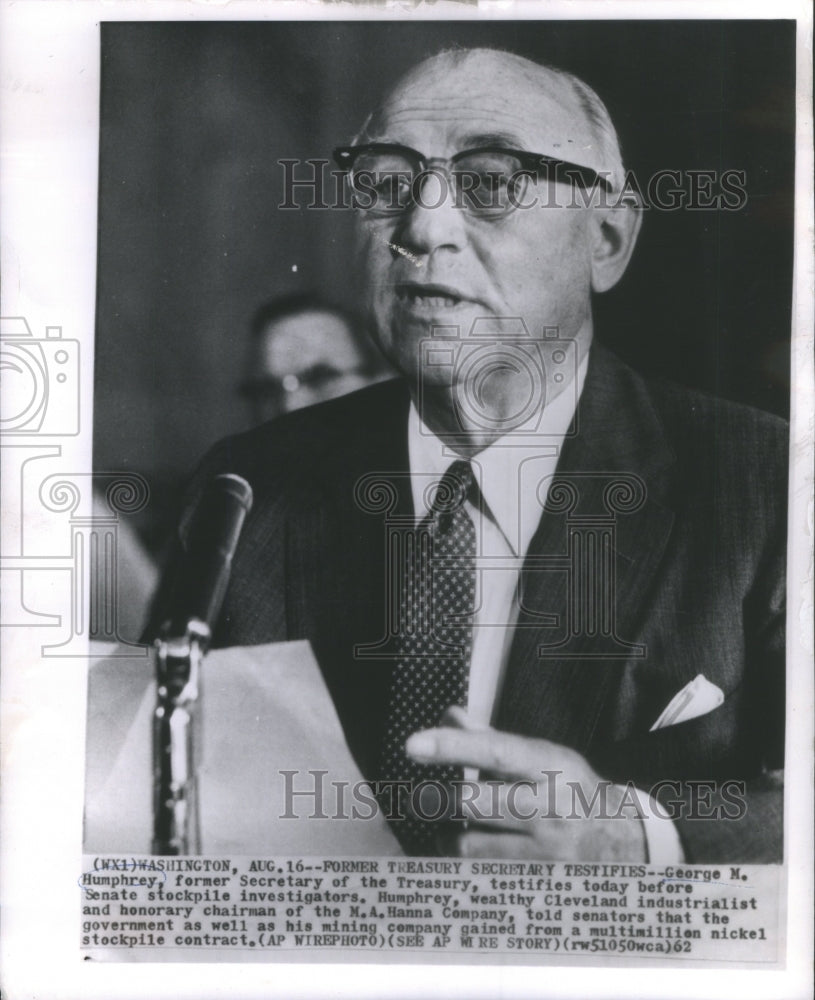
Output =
[
  {"x1": 1, "y1": 4, "x2": 812, "y2": 999},
  {"x1": 90, "y1": 19, "x2": 792, "y2": 859}
]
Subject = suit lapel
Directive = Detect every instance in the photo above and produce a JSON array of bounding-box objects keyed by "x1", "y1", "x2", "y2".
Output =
[
  {"x1": 496, "y1": 346, "x2": 678, "y2": 755},
  {"x1": 290, "y1": 381, "x2": 412, "y2": 776}
]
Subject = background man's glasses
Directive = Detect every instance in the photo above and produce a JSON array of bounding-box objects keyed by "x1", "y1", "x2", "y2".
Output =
[
  {"x1": 333, "y1": 143, "x2": 612, "y2": 218},
  {"x1": 240, "y1": 363, "x2": 377, "y2": 401}
]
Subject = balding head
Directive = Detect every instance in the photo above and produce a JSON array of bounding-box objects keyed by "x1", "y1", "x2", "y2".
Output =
[{"x1": 361, "y1": 47, "x2": 626, "y2": 190}]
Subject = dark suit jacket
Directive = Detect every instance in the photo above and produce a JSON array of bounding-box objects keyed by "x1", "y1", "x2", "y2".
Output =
[{"x1": 160, "y1": 345, "x2": 787, "y2": 863}]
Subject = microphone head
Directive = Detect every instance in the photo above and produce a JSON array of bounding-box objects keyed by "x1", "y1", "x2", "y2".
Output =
[
  {"x1": 182, "y1": 473, "x2": 253, "y2": 554},
  {"x1": 210, "y1": 473, "x2": 253, "y2": 512},
  {"x1": 167, "y1": 472, "x2": 255, "y2": 639}
]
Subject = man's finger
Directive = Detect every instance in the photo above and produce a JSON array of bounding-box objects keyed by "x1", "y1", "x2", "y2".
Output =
[{"x1": 406, "y1": 725, "x2": 584, "y2": 779}]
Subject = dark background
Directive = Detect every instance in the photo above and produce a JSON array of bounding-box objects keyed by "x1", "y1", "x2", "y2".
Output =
[{"x1": 93, "y1": 20, "x2": 795, "y2": 553}]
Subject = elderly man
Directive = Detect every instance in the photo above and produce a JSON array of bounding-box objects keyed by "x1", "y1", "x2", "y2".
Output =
[{"x1": 164, "y1": 49, "x2": 786, "y2": 862}]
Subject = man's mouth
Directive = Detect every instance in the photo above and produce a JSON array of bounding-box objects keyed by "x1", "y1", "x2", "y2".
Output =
[{"x1": 396, "y1": 283, "x2": 473, "y2": 310}]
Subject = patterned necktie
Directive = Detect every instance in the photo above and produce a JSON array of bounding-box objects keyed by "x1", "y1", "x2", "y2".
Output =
[{"x1": 378, "y1": 459, "x2": 477, "y2": 855}]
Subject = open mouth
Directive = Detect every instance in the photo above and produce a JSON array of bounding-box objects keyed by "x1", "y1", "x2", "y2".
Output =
[{"x1": 396, "y1": 283, "x2": 470, "y2": 310}]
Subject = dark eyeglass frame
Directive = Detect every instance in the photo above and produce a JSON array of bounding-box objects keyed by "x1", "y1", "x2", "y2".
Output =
[
  {"x1": 333, "y1": 142, "x2": 612, "y2": 217},
  {"x1": 240, "y1": 362, "x2": 377, "y2": 398}
]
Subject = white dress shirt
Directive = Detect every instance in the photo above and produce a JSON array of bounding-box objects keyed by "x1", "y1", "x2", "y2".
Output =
[{"x1": 405, "y1": 354, "x2": 683, "y2": 862}]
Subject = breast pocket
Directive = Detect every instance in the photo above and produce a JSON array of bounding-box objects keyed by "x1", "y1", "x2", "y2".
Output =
[{"x1": 590, "y1": 685, "x2": 761, "y2": 787}]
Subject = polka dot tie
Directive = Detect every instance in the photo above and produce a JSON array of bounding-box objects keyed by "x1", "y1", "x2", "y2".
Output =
[{"x1": 377, "y1": 460, "x2": 477, "y2": 855}]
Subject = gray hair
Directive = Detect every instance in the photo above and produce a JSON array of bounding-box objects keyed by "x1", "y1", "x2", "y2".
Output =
[{"x1": 554, "y1": 68, "x2": 626, "y2": 191}]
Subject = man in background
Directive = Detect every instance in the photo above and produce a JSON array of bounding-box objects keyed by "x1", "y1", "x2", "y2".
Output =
[{"x1": 240, "y1": 292, "x2": 391, "y2": 425}]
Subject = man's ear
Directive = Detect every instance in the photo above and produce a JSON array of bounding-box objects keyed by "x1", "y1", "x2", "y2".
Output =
[{"x1": 589, "y1": 199, "x2": 643, "y2": 293}]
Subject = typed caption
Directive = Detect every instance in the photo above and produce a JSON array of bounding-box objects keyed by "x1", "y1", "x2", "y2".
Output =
[{"x1": 79, "y1": 856, "x2": 782, "y2": 965}]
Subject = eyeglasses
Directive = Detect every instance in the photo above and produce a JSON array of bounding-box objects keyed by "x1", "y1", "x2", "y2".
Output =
[
  {"x1": 333, "y1": 143, "x2": 612, "y2": 219},
  {"x1": 240, "y1": 363, "x2": 376, "y2": 401}
]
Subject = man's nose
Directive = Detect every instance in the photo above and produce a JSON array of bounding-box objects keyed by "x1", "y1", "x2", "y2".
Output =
[{"x1": 395, "y1": 168, "x2": 468, "y2": 257}]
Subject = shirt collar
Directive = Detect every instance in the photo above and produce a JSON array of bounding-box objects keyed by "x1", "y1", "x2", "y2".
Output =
[{"x1": 408, "y1": 351, "x2": 589, "y2": 555}]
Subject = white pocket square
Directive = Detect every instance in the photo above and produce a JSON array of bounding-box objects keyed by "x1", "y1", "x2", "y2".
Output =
[{"x1": 650, "y1": 674, "x2": 725, "y2": 731}]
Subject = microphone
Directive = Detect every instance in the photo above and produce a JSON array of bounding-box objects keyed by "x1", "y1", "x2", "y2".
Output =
[
  {"x1": 161, "y1": 472, "x2": 254, "y2": 644},
  {"x1": 153, "y1": 472, "x2": 252, "y2": 854}
]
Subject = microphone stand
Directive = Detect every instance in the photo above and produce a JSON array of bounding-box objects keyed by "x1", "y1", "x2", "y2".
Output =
[{"x1": 152, "y1": 618, "x2": 209, "y2": 855}]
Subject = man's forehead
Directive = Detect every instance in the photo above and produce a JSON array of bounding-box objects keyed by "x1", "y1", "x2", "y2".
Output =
[
  {"x1": 366, "y1": 51, "x2": 595, "y2": 158},
  {"x1": 265, "y1": 311, "x2": 353, "y2": 344},
  {"x1": 263, "y1": 312, "x2": 359, "y2": 367}
]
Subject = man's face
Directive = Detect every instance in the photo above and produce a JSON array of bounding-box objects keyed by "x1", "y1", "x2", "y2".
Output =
[
  {"x1": 246, "y1": 310, "x2": 371, "y2": 423},
  {"x1": 354, "y1": 53, "x2": 600, "y2": 395}
]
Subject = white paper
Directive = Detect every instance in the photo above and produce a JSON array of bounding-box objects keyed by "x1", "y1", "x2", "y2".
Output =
[{"x1": 85, "y1": 640, "x2": 400, "y2": 855}]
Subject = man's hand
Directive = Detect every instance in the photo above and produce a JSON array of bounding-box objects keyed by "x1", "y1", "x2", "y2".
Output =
[{"x1": 406, "y1": 707, "x2": 647, "y2": 860}]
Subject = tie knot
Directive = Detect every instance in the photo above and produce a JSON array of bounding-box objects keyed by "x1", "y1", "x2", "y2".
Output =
[{"x1": 429, "y1": 460, "x2": 475, "y2": 517}]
